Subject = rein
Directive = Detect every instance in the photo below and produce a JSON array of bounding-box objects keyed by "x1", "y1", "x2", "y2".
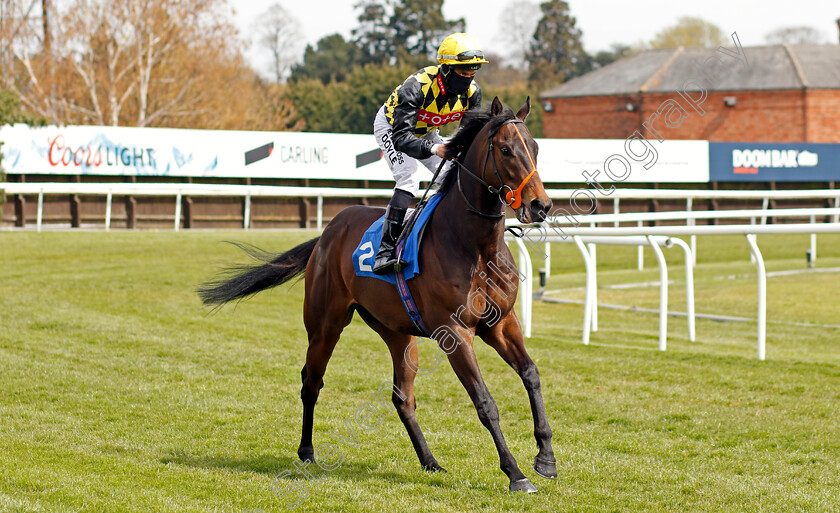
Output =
[{"x1": 453, "y1": 118, "x2": 539, "y2": 218}]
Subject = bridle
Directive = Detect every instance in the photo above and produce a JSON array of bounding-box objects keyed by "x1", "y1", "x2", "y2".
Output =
[
  {"x1": 451, "y1": 118, "x2": 539, "y2": 219},
  {"x1": 395, "y1": 117, "x2": 538, "y2": 263}
]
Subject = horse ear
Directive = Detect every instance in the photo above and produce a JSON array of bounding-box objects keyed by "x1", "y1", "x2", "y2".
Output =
[
  {"x1": 516, "y1": 96, "x2": 531, "y2": 121},
  {"x1": 491, "y1": 96, "x2": 503, "y2": 116}
]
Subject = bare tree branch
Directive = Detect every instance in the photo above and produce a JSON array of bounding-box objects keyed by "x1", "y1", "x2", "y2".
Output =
[
  {"x1": 253, "y1": 2, "x2": 304, "y2": 82},
  {"x1": 2, "y1": 0, "x2": 300, "y2": 129}
]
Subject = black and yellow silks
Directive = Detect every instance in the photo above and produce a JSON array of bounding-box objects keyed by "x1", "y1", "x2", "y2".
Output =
[{"x1": 383, "y1": 65, "x2": 482, "y2": 161}]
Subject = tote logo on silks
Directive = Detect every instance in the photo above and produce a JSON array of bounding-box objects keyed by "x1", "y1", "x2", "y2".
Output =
[
  {"x1": 417, "y1": 109, "x2": 464, "y2": 126},
  {"x1": 353, "y1": 193, "x2": 445, "y2": 285}
]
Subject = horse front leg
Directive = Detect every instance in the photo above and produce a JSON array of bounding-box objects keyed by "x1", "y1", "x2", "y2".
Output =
[
  {"x1": 446, "y1": 336, "x2": 537, "y2": 492},
  {"x1": 479, "y1": 312, "x2": 557, "y2": 479}
]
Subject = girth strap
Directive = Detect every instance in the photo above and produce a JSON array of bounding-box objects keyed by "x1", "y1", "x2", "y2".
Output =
[{"x1": 394, "y1": 239, "x2": 431, "y2": 337}]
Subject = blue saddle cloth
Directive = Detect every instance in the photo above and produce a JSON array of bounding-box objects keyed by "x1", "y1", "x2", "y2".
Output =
[{"x1": 352, "y1": 193, "x2": 444, "y2": 284}]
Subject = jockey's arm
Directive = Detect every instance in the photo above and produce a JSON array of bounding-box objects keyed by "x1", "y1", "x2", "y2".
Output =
[{"x1": 390, "y1": 83, "x2": 436, "y2": 160}]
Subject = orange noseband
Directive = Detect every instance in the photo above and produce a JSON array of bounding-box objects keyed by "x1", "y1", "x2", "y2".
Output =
[{"x1": 503, "y1": 123, "x2": 538, "y2": 210}]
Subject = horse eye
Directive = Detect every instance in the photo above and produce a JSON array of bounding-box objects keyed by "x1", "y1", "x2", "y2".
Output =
[{"x1": 500, "y1": 147, "x2": 511, "y2": 156}]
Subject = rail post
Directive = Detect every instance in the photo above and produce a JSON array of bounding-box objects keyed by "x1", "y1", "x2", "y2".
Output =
[
  {"x1": 105, "y1": 190, "x2": 112, "y2": 231},
  {"x1": 745, "y1": 234, "x2": 766, "y2": 360},
  {"x1": 174, "y1": 191, "x2": 182, "y2": 231},
  {"x1": 647, "y1": 236, "x2": 668, "y2": 351},
  {"x1": 573, "y1": 236, "x2": 594, "y2": 346}
]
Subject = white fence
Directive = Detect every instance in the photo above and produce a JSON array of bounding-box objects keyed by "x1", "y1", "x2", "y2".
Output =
[
  {"x1": 545, "y1": 188, "x2": 840, "y2": 267},
  {"x1": 509, "y1": 209, "x2": 840, "y2": 361},
  {"x1": 0, "y1": 182, "x2": 394, "y2": 231},
  {"x1": 4, "y1": 183, "x2": 838, "y2": 233}
]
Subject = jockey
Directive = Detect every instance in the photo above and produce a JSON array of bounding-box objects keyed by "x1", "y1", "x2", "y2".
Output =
[{"x1": 372, "y1": 32, "x2": 488, "y2": 274}]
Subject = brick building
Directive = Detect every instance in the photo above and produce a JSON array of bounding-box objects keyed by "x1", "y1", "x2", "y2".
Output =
[{"x1": 540, "y1": 45, "x2": 840, "y2": 143}]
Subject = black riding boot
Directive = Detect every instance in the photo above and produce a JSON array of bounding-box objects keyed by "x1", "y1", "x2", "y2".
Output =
[{"x1": 373, "y1": 205, "x2": 408, "y2": 274}]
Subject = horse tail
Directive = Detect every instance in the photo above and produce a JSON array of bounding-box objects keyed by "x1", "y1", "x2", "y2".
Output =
[{"x1": 197, "y1": 237, "x2": 320, "y2": 307}]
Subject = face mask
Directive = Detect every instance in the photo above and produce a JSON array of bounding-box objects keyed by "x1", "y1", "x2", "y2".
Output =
[{"x1": 446, "y1": 72, "x2": 473, "y2": 95}]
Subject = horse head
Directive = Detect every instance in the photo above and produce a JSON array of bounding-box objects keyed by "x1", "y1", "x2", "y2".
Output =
[{"x1": 486, "y1": 96, "x2": 552, "y2": 224}]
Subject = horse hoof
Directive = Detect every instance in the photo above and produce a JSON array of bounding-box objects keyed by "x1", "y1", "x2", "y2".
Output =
[
  {"x1": 533, "y1": 456, "x2": 558, "y2": 479},
  {"x1": 510, "y1": 478, "x2": 538, "y2": 493},
  {"x1": 423, "y1": 462, "x2": 447, "y2": 473},
  {"x1": 298, "y1": 446, "x2": 315, "y2": 463}
]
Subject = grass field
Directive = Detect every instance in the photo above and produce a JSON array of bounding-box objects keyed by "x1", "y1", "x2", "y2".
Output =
[{"x1": 1, "y1": 230, "x2": 839, "y2": 513}]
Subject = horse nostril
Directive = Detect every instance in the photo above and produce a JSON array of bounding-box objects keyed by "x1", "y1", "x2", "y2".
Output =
[{"x1": 530, "y1": 199, "x2": 549, "y2": 222}]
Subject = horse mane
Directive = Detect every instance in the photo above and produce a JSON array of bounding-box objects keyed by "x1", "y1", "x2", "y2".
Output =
[{"x1": 437, "y1": 103, "x2": 516, "y2": 195}]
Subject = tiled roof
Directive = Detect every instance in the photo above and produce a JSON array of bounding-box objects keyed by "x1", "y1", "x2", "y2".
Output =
[{"x1": 540, "y1": 44, "x2": 840, "y2": 98}]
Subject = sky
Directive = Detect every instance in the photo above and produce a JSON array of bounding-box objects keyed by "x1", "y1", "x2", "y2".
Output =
[{"x1": 232, "y1": 0, "x2": 840, "y2": 76}]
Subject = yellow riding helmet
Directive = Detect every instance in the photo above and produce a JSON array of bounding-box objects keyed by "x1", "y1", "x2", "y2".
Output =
[{"x1": 436, "y1": 33, "x2": 490, "y2": 67}]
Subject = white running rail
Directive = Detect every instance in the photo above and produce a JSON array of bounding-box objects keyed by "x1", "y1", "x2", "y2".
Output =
[{"x1": 508, "y1": 221, "x2": 840, "y2": 360}]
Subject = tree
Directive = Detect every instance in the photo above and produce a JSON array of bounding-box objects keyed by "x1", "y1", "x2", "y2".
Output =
[
  {"x1": 649, "y1": 16, "x2": 725, "y2": 48},
  {"x1": 474, "y1": 52, "x2": 527, "y2": 88},
  {"x1": 0, "y1": 0, "x2": 299, "y2": 129},
  {"x1": 243, "y1": 80, "x2": 304, "y2": 132},
  {"x1": 482, "y1": 84, "x2": 543, "y2": 137},
  {"x1": 496, "y1": 0, "x2": 541, "y2": 71},
  {"x1": 764, "y1": 26, "x2": 826, "y2": 45},
  {"x1": 289, "y1": 34, "x2": 366, "y2": 85},
  {"x1": 5, "y1": 0, "x2": 268, "y2": 126},
  {"x1": 253, "y1": 2, "x2": 305, "y2": 82},
  {"x1": 352, "y1": 0, "x2": 394, "y2": 65},
  {"x1": 285, "y1": 78, "x2": 347, "y2": 132},
  {"x1": 283, "y1": 60, "x2": 544, "y2": 137},
  {"x1": 391, "y1": 0, "x2": 464, "y2": 62},
  {"x1": 591, "y1": 43, "x2": 632, "y2": 69},
  {"x1": 0, "y1": 87, "x2": 45, "y2": 126},
  {"x1": 286, "y1": 62, "x2": 414, "y2": 133},
  {"x1": 527, "y1": 0, "x2": 589, "y2": 87},
  {"x1": 336, "y1": 62, "x2": 415, "y2": 133},
  {"x1": 0, "y1": 1, "x2": 45, "y2": 93},
  {"x1": 351, "y1": 0, "x2": 467, "y2": 69}
]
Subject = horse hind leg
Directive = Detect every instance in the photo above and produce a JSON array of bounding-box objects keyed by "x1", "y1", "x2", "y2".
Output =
[
  {"x1": 356, "y1": 308, "x2": 444, "y2": 472},
  {"x1": 298, "y1": 300, "x2": 353, "y2": 463}
]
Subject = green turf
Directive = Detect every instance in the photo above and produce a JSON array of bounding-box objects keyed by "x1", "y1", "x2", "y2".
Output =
[{"x1": 1, "y1": 231, "x2": 839, "y2": 512}]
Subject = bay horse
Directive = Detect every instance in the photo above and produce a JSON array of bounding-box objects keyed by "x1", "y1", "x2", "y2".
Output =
[{"x1": 198, "y1": 97, "x2": 557, "y2": 493}]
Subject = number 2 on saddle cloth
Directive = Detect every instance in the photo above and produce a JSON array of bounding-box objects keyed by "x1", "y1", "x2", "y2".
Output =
[{"x1": 352, "y1": 191, "x2": 445, "y2": 336}]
